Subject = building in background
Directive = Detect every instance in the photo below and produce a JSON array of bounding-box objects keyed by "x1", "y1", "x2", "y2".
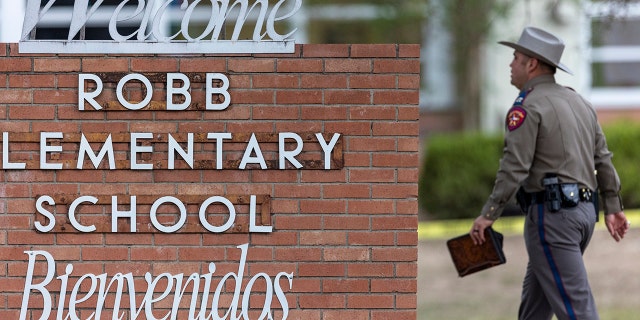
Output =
[
  {"x1": 483, "y1": 0, "x2": 640, "y2": 134},
  {"x1": 431, "y1": 0, "x2": 640, "y2": 136}
]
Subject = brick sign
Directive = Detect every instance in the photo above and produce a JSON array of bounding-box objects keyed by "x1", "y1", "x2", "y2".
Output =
[{"x1": 1, "y1": 39, "x2": 420, "y2": 320}]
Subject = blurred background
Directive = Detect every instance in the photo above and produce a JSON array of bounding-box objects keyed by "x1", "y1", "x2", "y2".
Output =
[
  {"x1": 2, "y1": 0, "x2": 639, "y2": 319},
  {"x1": 4, "y1": 0, "x2": 640, "y2": 146}
]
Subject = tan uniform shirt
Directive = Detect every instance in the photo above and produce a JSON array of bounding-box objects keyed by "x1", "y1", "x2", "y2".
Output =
[{"x1": 481, "y1": 75, "x2": 623, "y2": 220}]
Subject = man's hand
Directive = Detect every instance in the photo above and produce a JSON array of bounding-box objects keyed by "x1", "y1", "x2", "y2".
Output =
[
  {"x1": 605, "y1": 212, "x2": 630, "y2": 242},
  {"x1": 470, "y1": 216, "x2": 495, "y2": 245}
]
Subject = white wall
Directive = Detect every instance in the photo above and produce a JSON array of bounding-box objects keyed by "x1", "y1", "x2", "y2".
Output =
[{"x1": 0, "y1": 0, "x2": 25, "y2": 42}]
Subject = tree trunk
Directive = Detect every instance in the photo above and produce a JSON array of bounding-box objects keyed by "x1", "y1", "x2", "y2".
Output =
[{"x1": 461, "y1": 44, "x2": 481, "y2": 131}]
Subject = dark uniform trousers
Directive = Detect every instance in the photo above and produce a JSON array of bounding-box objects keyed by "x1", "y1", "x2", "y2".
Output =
[{"x1": 519, "y1": 201, "x2": 599, "y2": 320}]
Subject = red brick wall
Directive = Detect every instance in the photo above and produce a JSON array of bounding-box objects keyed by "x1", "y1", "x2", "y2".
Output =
[{"x1": 0, "y1": 43, "x2": 420, "y2": 320}]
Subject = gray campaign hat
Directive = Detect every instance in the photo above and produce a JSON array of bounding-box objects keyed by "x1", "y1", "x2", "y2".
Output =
[{"x1": 499, "y1": 26, "x2": 573, "y2": 75}]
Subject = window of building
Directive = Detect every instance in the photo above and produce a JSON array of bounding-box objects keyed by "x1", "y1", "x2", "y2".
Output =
[{"x1": 587, "y1": 1, "x2": 640, "y2": 108}]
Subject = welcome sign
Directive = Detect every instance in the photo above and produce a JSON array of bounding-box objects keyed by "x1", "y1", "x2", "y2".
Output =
[
  {"x1": 19, "y1": 0, "x2": 300, "y2": 54},
  {"x1": 2, "y1": 1, "x2": 420, "y2": 319}
]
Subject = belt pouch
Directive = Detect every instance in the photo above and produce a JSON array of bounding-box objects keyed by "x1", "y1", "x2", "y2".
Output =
[{"x1": 560, "y1": 183, "x2": 580, "y2": 208}]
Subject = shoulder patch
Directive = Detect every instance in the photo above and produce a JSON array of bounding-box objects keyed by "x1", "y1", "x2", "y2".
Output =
[{"x1": 506, "y1": 106, "x2": 527, "y2": 131}]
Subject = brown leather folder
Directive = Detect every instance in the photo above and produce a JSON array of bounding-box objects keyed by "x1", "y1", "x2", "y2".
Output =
[{"x1": 446, "y1": 228, "x2": 506, "y2": 277}]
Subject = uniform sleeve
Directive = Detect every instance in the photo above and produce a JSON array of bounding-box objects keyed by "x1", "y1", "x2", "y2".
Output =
[
  {"x1": 593, "y1": 122, "x2": 624, "y2": 214},
  {"x1": 480, "y1": 105, "x2": 539, "y2": 220}
]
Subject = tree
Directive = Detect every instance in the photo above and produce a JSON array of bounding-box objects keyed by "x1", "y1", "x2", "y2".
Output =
[{"x1": 440, "y1": 0, "x2": 512, "y2": 131}]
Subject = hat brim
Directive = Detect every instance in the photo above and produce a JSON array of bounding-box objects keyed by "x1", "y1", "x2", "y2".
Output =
[{"x1": 499, "y1": 41, "x2": 573, "y2": 75}]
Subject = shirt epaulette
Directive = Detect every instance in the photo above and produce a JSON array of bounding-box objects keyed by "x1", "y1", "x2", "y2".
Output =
[{"x1": 513, "y1": 88, "x2": 533, "y2": 106}]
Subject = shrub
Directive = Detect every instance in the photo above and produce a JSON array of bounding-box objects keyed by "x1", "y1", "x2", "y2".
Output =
[
  {"x1": 419, "y1": 122, "x2": 640, "y2": 220},
  {"x1": 601, "y1": 122, "x2": 640, "y2": 210},
  {"x1": 419, "y1": 132, "x2": 503, "y2": 220}
]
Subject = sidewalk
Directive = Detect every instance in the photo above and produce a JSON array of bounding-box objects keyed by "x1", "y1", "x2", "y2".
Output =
[{"x1": 418, "y1": 223, "x2": 640, "y2": 319}]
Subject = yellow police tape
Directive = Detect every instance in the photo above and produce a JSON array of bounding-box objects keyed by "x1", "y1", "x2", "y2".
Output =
[{"x1": 418, "y1": 210, "x2": 640, "y2": 240}]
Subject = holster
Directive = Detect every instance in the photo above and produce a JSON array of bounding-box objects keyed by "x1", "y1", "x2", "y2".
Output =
[{"x1": 516, "y1": 187, "x2": 531, "y2": 213}]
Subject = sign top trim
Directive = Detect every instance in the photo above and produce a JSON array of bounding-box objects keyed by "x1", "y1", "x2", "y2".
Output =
[
  {"x1": 18, "y1": 40, "x2": 295, "y2": 54},
  {"x1": 19, "y1": 0, "x2": 300, "y2": 54}
]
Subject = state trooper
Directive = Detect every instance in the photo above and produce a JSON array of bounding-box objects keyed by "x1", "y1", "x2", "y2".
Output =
[{"x1": 469, "y1": 26, "x2": 631, "y2": 320}]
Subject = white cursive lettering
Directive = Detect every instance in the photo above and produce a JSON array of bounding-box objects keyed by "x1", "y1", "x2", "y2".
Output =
[
  {"x1": 20, "y1": 245, "x2": 293, "y2": 320},
  {"x1": 19, "y1": 0, "x2": 300, "y2": 54}
]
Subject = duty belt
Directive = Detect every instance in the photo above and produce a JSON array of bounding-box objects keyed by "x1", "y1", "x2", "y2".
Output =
[
  {"x1": 529, "y1": 187, "x2": 593, "y2": 204},
  {"x1": 516, "y1": 185, "x2": 594, "y2": 212}
]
